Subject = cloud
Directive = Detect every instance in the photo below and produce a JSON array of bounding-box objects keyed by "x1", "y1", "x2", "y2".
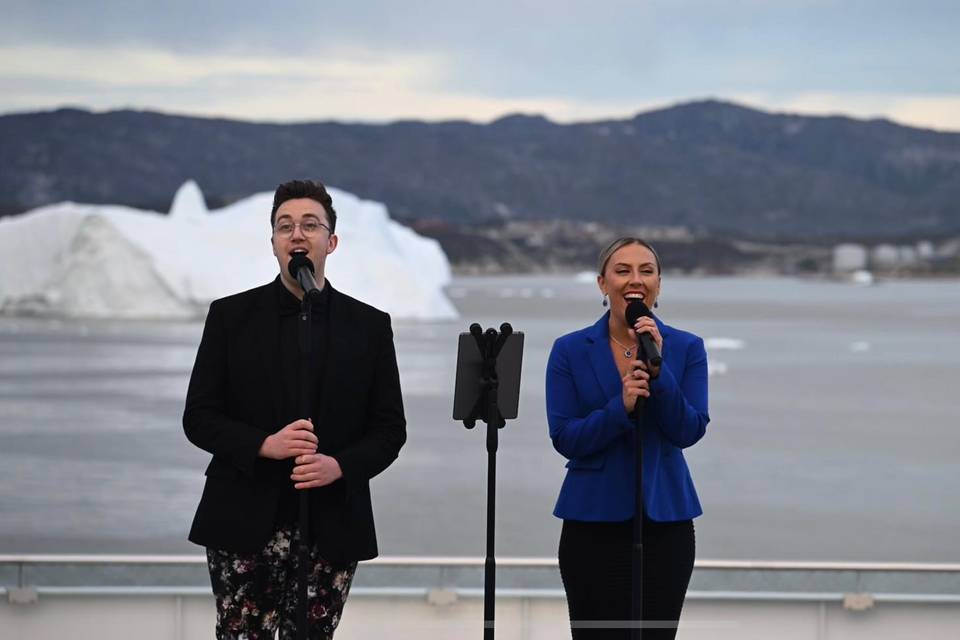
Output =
[
  {"x1": 0, "y1": 42, "x2": 653, "y2": 123},
  {"x1": 0, "y1": 43, "x2": 440, "y2": 89},
  {"x1": 2, "y1": 43, "x2": 959, "y2": 131},
  {"x1": 888, "y1": 96, "x2": 960, "y2": 132},
  {"x1": 730, "y1": 91, "x2": 960, "y2": 132}
]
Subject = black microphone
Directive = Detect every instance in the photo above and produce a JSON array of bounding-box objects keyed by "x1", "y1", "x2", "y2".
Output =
[
  {"x1": 625, "y1": 300, "x2": 663, "y2": 367},
  {"x1": 287, "y1": 253, "x2": 323, "y2": 303}
]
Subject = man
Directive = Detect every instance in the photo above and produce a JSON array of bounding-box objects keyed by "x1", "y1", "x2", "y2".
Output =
[{"x1": 184, "y1": 179, "x2": 406, "y2": 639}]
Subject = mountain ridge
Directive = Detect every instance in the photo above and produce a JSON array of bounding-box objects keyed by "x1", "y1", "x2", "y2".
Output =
[{"x1": 2, "y1": 99, "x2": 958, "y2": 240}]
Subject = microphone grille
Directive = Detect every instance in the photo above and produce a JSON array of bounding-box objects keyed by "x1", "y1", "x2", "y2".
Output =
[
  {"x1": 287, "y1": 253, "x2": 315, "y2": 278},
  {"x1": 625, "y1": 299, "x2": 652, "y2": 326}
]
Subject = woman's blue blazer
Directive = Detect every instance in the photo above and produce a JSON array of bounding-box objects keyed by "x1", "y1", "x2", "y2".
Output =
[{"x1": 546, "y1": 312, "x2": 709, "y2": 522}]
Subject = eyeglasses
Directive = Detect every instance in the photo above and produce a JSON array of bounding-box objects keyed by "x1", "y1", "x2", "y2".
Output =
[{"x1": 273, "y1": 219, "x2": 331, "y2": 238}]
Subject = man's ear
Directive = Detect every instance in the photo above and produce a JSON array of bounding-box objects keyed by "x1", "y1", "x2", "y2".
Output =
[{"x1": 327, "y1": 234, "x2": 339, "y2": 254}]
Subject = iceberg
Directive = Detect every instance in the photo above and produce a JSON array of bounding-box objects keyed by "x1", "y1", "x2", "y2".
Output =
[{"x1": 0, "y1": 181, "x2": 457, "y2": 320}]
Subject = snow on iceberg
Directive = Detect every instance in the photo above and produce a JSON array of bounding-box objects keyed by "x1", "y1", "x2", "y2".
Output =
[{"x1": 0, "y1": 181, "x2": 457, "y2": 320}]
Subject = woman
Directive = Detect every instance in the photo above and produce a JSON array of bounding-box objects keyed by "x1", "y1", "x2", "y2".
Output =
[{"x1": 546, "y1": 237, "x2": 709, "y2": 639}]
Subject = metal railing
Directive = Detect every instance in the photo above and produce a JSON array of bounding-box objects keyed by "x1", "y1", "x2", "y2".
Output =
[{"x1": 2, "y1": 555, "x2": 959, "y2": 606}]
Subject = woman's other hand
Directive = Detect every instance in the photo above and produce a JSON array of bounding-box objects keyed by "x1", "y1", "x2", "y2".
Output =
[{"x1": 621, "y1": 361, "x2": 651, "y2": 412}]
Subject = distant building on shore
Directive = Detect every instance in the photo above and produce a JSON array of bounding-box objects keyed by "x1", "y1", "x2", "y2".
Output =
[
  {"x1": 833, "y1": 244, "x2": 868, "y2": 272},
  {"x1": 832, "y1": 238, "x2": 960, "y2": 276}
]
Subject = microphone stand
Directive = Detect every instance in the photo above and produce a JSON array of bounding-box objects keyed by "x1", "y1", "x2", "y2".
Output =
[
  {"x1": 296, "y1": 294, "x2": 313, "y2": 640},
  {"x1": 630, "y1": 337, "x2": 656, "y2": 640},
  {"x1": 631, "y1": 389, "x2": 646, "y2": 640}
]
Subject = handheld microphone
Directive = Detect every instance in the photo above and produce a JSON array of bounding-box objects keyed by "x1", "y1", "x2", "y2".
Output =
[
  {"x1": 625, "y1": 300, "x2": 663, "y2": 367},
  {"x1": 287, "y1": 253, "x2": 323, "y2": 303}
]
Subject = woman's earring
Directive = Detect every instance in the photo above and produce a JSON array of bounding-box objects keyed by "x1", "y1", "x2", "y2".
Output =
[
  {"x1": 601, "y1": 293, "x2": 609, "y2": 307},
  {"x1": 654, "y1": 300, "x2": 659, "y2": 309}
]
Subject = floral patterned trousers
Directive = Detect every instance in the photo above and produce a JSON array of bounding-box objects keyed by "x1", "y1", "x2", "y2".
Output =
[{"x1": 206, "y1": 525, "x2": 357, "y2": 640}]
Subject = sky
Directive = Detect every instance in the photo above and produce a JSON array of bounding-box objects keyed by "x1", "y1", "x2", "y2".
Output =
[{"x1": 1, "y1": 0, "x2": 959, "y2": 130}]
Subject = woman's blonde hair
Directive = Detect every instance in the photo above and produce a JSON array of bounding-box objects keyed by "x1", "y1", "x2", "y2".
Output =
[{"x1": 597, "y1": 237, "x2": 662, "y2": 275}]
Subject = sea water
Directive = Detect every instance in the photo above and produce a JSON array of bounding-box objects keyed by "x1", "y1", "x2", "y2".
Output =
[{"x1": 0, "y1": 275, "x2": 957, "y2": 562}]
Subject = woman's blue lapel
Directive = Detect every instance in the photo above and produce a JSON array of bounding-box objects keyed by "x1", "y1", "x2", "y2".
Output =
[{"x1": 585, "y1": 311, "x2": 622, "y2": 401}]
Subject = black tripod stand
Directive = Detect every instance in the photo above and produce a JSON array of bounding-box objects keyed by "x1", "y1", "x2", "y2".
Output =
[{"x1": 453, "y1": 322, "x2": 524, "y2": 640}]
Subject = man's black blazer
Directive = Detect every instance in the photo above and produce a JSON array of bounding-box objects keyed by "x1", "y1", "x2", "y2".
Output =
[{"x1": 184, "y1": 278, "x2": 406, "y2": 561}]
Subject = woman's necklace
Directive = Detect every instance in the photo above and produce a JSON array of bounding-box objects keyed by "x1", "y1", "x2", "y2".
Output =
[{"x1": 609, "y1": 334, "x2": 634, "y2": 359}]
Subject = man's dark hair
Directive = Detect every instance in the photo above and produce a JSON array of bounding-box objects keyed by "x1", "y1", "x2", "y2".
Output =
[{"x1": 270, "y1": 179, "x2": 337, "y2": 232}]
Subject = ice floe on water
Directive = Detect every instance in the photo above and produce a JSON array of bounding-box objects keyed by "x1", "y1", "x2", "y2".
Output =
[
  {"x1": 704, "y1": 337, "x2": 743, "y2": 376},
  {"x1": 707, "y1": 361, "x2": 729, "y2": 377},
  {"x1": 704, "y1": 337, "x2": 746, "y2": 350},
  {"x1": 0, "y1": 181, "x2": 457, "y2": 320}
]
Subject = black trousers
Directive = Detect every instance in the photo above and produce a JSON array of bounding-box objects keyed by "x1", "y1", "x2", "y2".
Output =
[{"x1": 559, "y1": 517, "x2": 695, "y2": 640}]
